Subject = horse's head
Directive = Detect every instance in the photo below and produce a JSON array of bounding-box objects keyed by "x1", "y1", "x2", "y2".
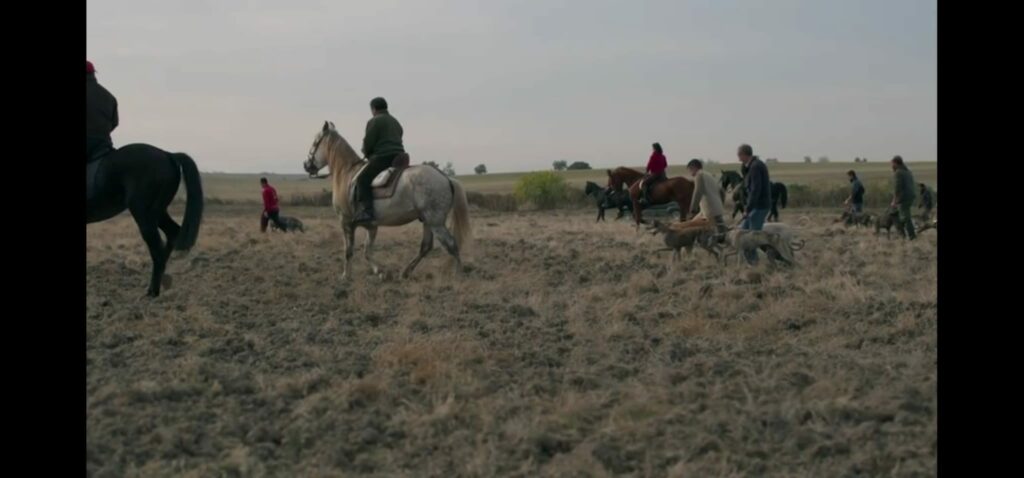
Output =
[
  {"x1": 304, "y1": 121, "x2": 335, "y2": 176},
  {"x1": 605, "y1": 169, "x2": 621, "y2": 191},
  {"x1": 606, "y1": 167, "x2": 641, "y2": 191},
  {"x1": 720, "y1": 170, "x2": 742, "y2": 190}
]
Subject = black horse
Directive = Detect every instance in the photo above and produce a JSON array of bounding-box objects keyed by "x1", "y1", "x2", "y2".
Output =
[
  {"x1": 87, "y1": 144, "x2": 204, "y2": 297},
  {"x1": 585, "y1": 181, "x2": 632, "y2": 221},
  {"x1": 719, "y1": 170, "x2": 788, "y2": 222}
]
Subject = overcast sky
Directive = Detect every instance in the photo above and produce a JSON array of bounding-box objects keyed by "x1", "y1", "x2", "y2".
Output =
[{"x1": 88, "y1": 0, "x2": 936, "y2": 174}]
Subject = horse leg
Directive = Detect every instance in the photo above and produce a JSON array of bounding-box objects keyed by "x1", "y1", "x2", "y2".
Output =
[
  {"x1": 364, "y1": 226, "x2": 381, "y2": 276},
  {"x1": 402, "y1": 224, "x2": 434, "y2": 279},
  {"x1": 130, "y1": 209, "x2": 167, "y2": 297},
  {"x1": 432, "y1": 225, "x2": 463, "y2": 275},
  {"x1": 157, "y1": 212, "x2": 181, "y2": 290},
  {"x1": 632, "y1": 196, "x2": 644, "y2": 230},
  {"x1": 597, "y1": 207, "x2": 604, "y2": 222},
  {"x1": 340, "y1": 221, "x2": 356, "y2": 280}
]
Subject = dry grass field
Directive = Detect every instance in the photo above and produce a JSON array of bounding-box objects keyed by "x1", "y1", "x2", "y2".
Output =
[{"x1": 87, "y1": 201, "x2": 936, "y2": 476}]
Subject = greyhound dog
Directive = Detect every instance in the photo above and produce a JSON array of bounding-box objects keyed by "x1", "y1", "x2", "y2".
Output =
[
  {"x1": 646, "y1": 219, "x2": 720, "y2": 263},
  {"x1": 270, "y1": 216, "x2": 305, "y2": 233},
  {"x1": 720, "y1": 227, "x2": 800, "y2": 266}
]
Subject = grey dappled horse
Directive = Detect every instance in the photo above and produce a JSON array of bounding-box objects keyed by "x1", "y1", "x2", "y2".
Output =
[{"x1": 304, "y1": 122, "x2": 471, "y2": 280}]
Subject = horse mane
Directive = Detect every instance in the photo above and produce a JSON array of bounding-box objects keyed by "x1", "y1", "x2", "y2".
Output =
[
  {"x1": 323, "y1": 131, "x2": 364, "y2": 193},
  {"x1": 318, "y1": 130, "x2": 365, "y2": 211},
  {"x1": 610, "y1": 166, "x2": 644, "y2": 177}
]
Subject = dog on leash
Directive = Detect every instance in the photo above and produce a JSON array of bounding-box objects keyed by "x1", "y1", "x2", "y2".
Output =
[
  {"x1": 646, "y1": 218, "x2": 720, "y2": 263},
  {"x1": 270, "y1": 216, "x2": 305, "y2": 233},
  {"x1": 835, "y1": 210, "x2": 874, "y2": 228},
  {"x1": 874, "y1": 208, "x2": 905, "y2": 239},
  {"x1": 720, "y1": 227, "x2": 799, "y2": 266}
]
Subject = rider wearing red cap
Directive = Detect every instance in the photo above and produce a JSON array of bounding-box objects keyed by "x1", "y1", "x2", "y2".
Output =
[{"x1": 86, "y1": 61, "x2": 119, "y2": 162}]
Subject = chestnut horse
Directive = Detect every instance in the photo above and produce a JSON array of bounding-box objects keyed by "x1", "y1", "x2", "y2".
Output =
[{"x1": 605, "y1": 167, "x2": 694, "y2": 228}]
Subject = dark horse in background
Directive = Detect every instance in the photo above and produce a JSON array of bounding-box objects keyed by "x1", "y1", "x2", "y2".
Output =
[
  {"x1": 585, "y1": 181, "x2": 632, "y2": 222},
  {"x1": 719, "y1": 170, "x2": 788, "y2": 222},
  {"x1": 606, "y1": 167, "x2": 693, "y2": 228},
  {"x1": 87, "y1": 144, "x2": 204, "y2": 297}
]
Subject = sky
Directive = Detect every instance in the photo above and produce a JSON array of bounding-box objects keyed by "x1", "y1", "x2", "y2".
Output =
[{"x1": 87, "y1": 0, "x2": 937, "y2": 174}]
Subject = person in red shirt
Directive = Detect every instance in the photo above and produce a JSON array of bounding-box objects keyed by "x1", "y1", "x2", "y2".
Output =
[
  {"x1": 260, "y1": 177, "x2": 288, "y2": 232},
  {"x1": 640, "y1": 142, "x2": 668, "y2": 206}
]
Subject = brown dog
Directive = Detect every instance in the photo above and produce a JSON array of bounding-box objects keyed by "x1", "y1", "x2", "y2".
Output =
[{"x1": 646, "y1": 218, "x2": 720, "y2": 263}]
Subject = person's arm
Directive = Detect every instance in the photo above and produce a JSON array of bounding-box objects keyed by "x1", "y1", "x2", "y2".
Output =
[
  {"x1": 362, "y1": 118, "x2": 377, "y2": 157},
  {"x1": 745, "y1": 164, "x2": 763, "y2": 211},
  {"x1": 892, "y1": 172, "x2": 904, "y2": 206},
  {"x1": 690, "y1": 173, "x2": 704, "y2": 215}
]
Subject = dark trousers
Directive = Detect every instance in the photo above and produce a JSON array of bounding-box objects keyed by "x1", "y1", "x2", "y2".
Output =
[
  {"x1": 897, "y1": 203, "x2": 917, "y2": 240},
  {"x1": 261, "y1": 210, "x2": 287, "y2": 232},
  {"x1": 356, "y1": 154, "x2": 399, "y2": 205},
  {"x1": 642, "y1": 172, "x2": 667, "y2": 202}
]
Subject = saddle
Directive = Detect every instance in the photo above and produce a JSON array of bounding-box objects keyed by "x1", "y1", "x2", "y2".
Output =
[{"x1": 350, "y1": 152, "x2": 411, "y2": 201}]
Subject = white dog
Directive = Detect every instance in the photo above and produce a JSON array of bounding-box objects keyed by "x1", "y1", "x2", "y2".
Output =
[{"x1": 720, "y1": 226, "x2": 801, "y2": 266}]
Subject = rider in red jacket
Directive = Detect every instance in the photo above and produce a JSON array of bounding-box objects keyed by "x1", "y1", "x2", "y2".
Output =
[{"x1": 641, "y1": 142, "x2": 668, "y2": 206}]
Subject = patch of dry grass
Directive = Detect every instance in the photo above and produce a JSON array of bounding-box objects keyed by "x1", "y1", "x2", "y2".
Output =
[{"x1": 87, "y1": 206, "x2": 936, "y2": 476}]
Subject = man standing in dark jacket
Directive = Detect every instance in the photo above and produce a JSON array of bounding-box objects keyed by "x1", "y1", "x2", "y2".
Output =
[
  {"x1": 85, "y1": 61, "x2": 119, "y2": 162},
  {"x1": 353, "y1": 97, "x2": 405, "y2": 225},
  {"x1": 845, "y1": 170, "x2": 866, "y2": 213},
  {"x1": 738, "y1": 144, "x2": 771, "y2": 264},
  {"x1": 891, "y1": 156, "x2": 917, "y2": 240}
]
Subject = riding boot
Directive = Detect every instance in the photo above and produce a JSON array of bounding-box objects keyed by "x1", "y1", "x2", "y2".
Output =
[{"x1": 353, "y1": 199, "x2": 375, "y2": 224}]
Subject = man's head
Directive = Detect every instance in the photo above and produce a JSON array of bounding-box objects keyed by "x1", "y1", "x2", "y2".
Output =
[
  {"x1": 737, "y1": 144, "x2": 753, "y2": 164},
  {"x1": 370, "y1": 97, "x2": 388, "y2": 115},
  {"x1": 891, "y1": 155, "x2": 904, "y2": 171},
  {"x1": 652, "y1": 142, "x2": 663, "y2": 154},
  {"x1": 86, "y1": 61, "x2": 95, "y2": 76},
  {"x1": 919, "y1": 183, "x2": 927, "y2": 191},
  {"x1": 847, "y1": 170, "x2": 857, "y2": 181},
  {"x1": 686, "y1": 159, "x2": 703, "y2": 176},
  {"x1": 260, "y1": 177, "x2": 269, "y2": 186}
]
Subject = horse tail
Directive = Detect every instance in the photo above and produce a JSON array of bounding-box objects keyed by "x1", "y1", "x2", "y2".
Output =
[
  {"x1": 170, "y1": 153, "x2": 204, "y2": 251},
  {"x1": 778, "y1": 183, "x2": 788, "y2": 208},
  {"x1": 448, "y1": 178, "x2": 472, "y2": 251}
]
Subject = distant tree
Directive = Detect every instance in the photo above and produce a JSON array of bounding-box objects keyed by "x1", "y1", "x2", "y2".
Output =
[
  {"x1": 423, "y1": 160, "x2": 440, "y2": 169},
  {"x1": 704, "y1": 158, "x2": 717, "y2": 166},
  {"x1": 817, "y1": 156, "x2": 830, "y2": 163},
  {"x1": 474, "y1": 164, "x2": 487, "y2": 175},
  {"x1": 803, "y1": 156, "x2": 812, "y2": 163},
  {"x1": 567, "y1": 161, "x2": 592, "y2": 170},
  {"x1": 442, "y1": 162, "x2": 457, "y2": 177},
  {"x1": 552, "y1": 160, "x2": 568, "y2": 171},
  {"x1": 765, "y1": 157, "x2": 779, "y2": 164},
  {"x1": 854, "y1": 157, "x2": 860, "y2": 163}
]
